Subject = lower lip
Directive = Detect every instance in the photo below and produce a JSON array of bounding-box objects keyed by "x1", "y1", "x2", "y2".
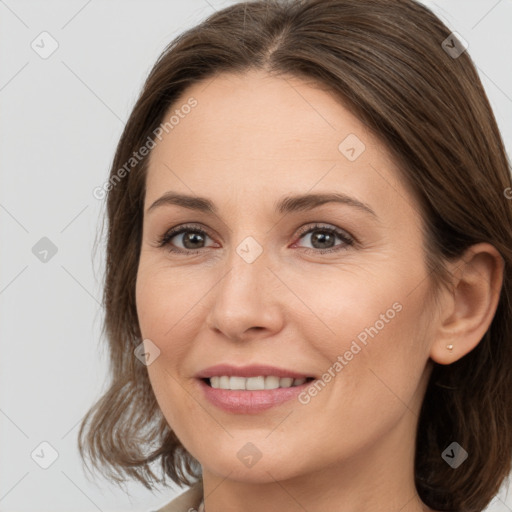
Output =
[{"x1": 198, "y1": 378, "x2": 314, "y2": 414}]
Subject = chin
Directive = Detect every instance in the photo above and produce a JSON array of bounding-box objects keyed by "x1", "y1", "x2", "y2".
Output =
[{"x1": 198, "y1": 445, "x2": 311, "y2": 484}]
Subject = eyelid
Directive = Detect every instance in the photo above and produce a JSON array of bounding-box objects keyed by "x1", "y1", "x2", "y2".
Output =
[{"x1": 294, "y1": 222, "x2": 355, "y2": 242}]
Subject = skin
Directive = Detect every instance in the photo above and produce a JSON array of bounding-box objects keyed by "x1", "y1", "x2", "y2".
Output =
[{"x1": 135, "y1": 70, "x2": 503, "y2": 512}]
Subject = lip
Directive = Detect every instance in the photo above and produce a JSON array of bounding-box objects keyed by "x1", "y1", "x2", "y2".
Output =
[
  {"x1": 197, "y1": 377, "x2": 314, "y2": 414},
  {"x1": 195, "y1": 364, "x2": 313, "y2": 379},
  {"x1": 195, "y1": 364, "x2": 316, "y2": 414}
]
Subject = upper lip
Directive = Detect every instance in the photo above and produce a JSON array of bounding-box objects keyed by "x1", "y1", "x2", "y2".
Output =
[{"x1": 195, "y1": 364, "x2": 314, "y2": 379}]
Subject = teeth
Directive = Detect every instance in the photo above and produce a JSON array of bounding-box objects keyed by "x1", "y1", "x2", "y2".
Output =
[
  {"x1": 246, "y1": 376, "x2": 265, "y2": 390},
  {"x1": 230, "y1": 376, "x2": 246, "y2": 390},
  {"x1": 208, "y1": 376, "x2": 309, "y2": 390},
  {"x1": 265, "y1": 376, "x2": 280, "y2": 389}
]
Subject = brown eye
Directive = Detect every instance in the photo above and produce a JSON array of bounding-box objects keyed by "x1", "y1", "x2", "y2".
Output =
[
  {"x1": 158, "y1": 224, "x2": 215, "y2": 254},
  {"x1": 294, "y1": 223, "x2": 355, "y2": 254}
]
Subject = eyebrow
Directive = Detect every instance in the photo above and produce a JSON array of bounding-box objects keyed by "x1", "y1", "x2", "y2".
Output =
[{"x1": 146, "y1": 191, "x2": 377, "y2": 218}]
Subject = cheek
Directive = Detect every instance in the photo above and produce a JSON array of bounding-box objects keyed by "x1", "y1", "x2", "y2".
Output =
[
  {"x1": 331, "y1": 293, "x2": 430, "y2": 417},
  {"x1": 135, "y1": 263, "x2": 196, "y2": 426},
  {"x1": 135, "y1": 260, "x2": 212, "y2": 427},
  {"x1": 306, "y1": 261, "x2": 431, "y2": 400},
  {"x1": 296, "y1": 296, "x2": 431, "y2": 467},
  {"x1": 135, "y1": 261, "x2": 205, "y2": 347},
  {"x1": 293, "y1": 259, "x2": 426, "y2": 353}
]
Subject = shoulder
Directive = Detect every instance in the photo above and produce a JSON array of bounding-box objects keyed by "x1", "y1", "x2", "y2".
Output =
[{"x1": 150, "y1": 480, "x2": 204, "y2": 512}]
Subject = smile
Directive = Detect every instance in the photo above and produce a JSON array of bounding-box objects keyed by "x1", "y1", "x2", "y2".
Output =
[
  {"x1": 195, "y1": 364, "x2": 317, "y2": 413},
  {"x1": 207, "y1": 375, "x2": 313, "y2": 390}
]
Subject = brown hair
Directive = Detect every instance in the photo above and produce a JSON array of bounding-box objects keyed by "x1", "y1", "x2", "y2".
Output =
[{"x1": 78, "y1": 1, "x2": 512, "y2": 510}]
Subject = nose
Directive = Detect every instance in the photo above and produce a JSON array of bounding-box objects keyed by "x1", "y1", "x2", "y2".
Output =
[{"x1": 205, "y1": 244, "x2": 284, "y2": 342}]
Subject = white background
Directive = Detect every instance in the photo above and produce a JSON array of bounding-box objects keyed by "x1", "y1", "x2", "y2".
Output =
[{"x1": 1, "y1": 1, "x2": 511, "y2": 511}]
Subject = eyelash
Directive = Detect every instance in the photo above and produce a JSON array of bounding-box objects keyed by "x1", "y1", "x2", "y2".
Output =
[{"x1": 156, "y1": 222, "x2": 355, "y2": 256}]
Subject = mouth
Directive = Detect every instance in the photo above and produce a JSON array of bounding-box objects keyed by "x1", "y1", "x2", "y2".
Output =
[
  {"x1": 202, "y1": 376, "x2": 316, "y2": 390},
  {"x1": 197, "y1": 375, "x2": 317, "y2": 414},
  {"x1": 195, "y1": 364, "x2": 318, "y2": 413}
]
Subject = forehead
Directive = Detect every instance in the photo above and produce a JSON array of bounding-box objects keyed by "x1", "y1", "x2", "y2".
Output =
[
  {"x1": 150, "y1": 70, "x2": 376, "y2": 163},
  {"x1": 144, "y1": 69, "x2": 412, "y2": 221}
]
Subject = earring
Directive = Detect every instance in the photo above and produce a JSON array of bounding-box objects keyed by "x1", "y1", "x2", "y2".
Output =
[{"x1": 446, "y1": 344, "x2": 454, "y2": 351}]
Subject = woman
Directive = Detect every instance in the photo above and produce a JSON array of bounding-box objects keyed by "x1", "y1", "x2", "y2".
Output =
[{"x1": 78, "y1": 1, "x2": 512, "y2": 511}]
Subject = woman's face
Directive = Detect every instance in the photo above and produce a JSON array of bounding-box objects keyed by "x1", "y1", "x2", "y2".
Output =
[{"x1": 136, "y1": 70, "x2": 439, "y2": 483}]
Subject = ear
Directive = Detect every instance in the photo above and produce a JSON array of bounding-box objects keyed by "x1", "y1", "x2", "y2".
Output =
[{"x1": 430, "y1": 243, "x2": 504, "y2": 365}]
